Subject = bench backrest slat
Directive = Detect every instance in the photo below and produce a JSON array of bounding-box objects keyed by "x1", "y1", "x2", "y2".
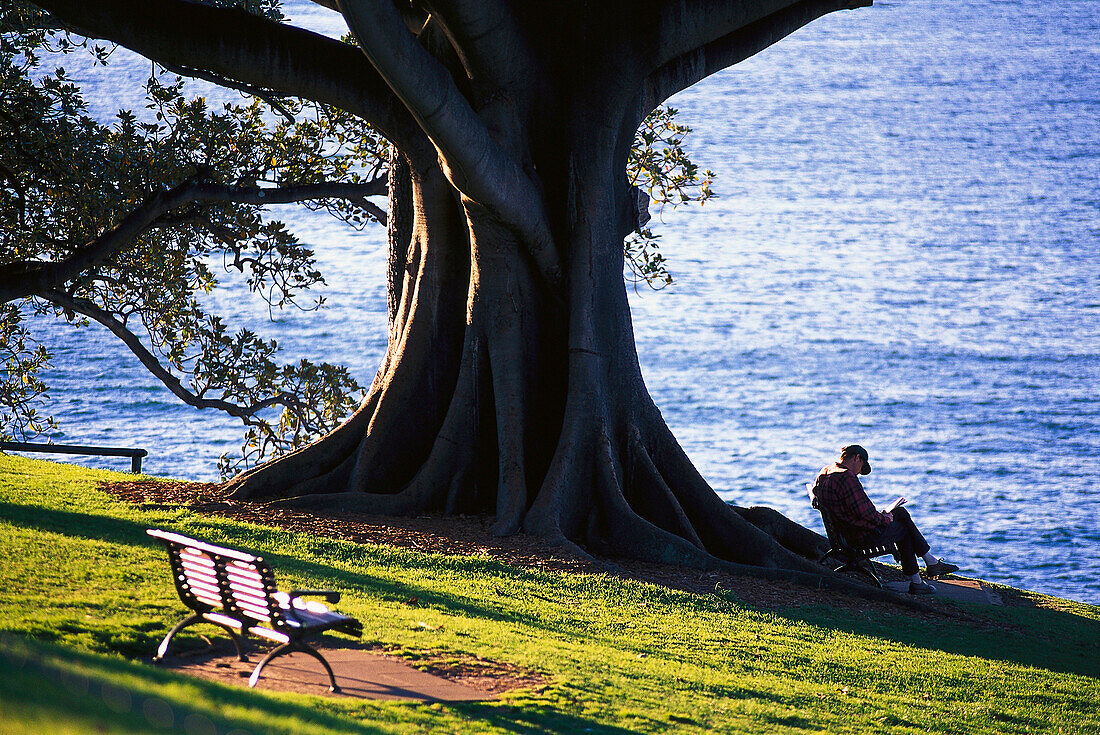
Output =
[
  {"x1": 173, "y1": 547, "x2": 223, "y2": 609},
  {"x1": 148, "y1": 529, "x2": 288, "y2": 629},
  {"x1": 148, "y1": 529, "x2": 263, "y2": 563}
]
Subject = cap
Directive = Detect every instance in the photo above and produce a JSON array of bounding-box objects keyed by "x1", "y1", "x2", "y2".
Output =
[{"x1": 841, "y1": 444, "x2": 871, "y2": 475}]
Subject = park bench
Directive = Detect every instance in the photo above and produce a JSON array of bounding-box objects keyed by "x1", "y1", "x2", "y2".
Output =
[
  {"x1": 812, "y1": 501, "x2": 898, "y2": 589},
  {"x1": 147, "y1": 529, "x2": 362, "y2": 692}
]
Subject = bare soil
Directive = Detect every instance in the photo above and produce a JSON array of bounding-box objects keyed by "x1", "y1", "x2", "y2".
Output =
[{"x1": 159, "y1": 638, "x2": 542, "y2": 698}]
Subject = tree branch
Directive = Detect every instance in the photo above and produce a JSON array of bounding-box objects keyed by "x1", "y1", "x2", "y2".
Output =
[
  {"x1": 0, "y1": 177, "x2": 388, "y2": 303},
  {"x1": 422, "y1": 0, "x2": 536, "y2": 96},
  {"x1": 642, "y1": 0, "x2": 872, "y2": 111},
  {"x1": 40, "y1": 289, "x2": 293, "y2": 422},
  {"x1": 336, "y1": 0, "x2": 563, "y2": 290},
  {"x1": 0, "y1": 179, "x2": 201, "y2": 304},
  {"x1": 28, "y1": 0, "x2": 422, "y2": 150},
  {"x1": 649, "y1": 0, "x2": 869, "y2": 76},
  {"x1": 607, "y1": 0, "x2": 868, "y2": 239},
  {"x1": 159, "y1": 61, "x2": 297, "y2": 122},
  {"x1": 304, "y1": 0, "x2": 341, "y2": 11},
  {"x1": 191, "y1": 178, "x2": 388, "y2": 205},
  {"x1": 353, "y1": 197, "x2": 388, "y2": 226}
]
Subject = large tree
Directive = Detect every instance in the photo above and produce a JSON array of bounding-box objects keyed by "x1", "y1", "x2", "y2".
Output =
[
  {"x1": 15, "y1": 0, "x2": 870, "y2": 574},
  {"x1": 1, "y1": 1, "x2": 703, "y2": 472}
]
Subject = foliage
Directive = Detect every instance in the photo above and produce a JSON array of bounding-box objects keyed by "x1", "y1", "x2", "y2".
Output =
[
  {"x1": 0, "y1": 304, "x2": 56, "y2": 441},
  {"x1": 625, "y1": 106, "x2": 716, "y2": 288},
  {"x1": 1, "y1": 2, "x2": 384, "y2": 474},
  {"x1": 2, "y1": 455, "x2": 1100, "y2": 734},
  {"x1": 0, "y1": 0, "x2": 714, "y2": 476}
]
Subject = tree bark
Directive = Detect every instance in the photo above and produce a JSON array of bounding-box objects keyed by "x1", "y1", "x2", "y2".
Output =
[{"x1": 226, "y1": 114, "x2": 827, "y2": 572}]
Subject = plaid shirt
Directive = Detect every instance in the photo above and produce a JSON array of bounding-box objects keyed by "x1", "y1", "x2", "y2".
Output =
[{"x1": 811, "y1": 463, "x2": 890, "y2": 532}]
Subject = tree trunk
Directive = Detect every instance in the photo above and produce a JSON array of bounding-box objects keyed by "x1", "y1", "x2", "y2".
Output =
[{"x1": 226, "y1": 126, "x2": 827, "y2": 574}]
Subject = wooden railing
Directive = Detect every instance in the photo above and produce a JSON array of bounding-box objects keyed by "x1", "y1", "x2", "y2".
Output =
[{"x1": 0, "y1": 441, "x2": 148, "y2": 473}]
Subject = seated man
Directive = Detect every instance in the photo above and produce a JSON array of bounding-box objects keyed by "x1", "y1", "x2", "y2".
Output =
[{"x1": 811, "y1": 444, "x2": 959, "y2": 595}]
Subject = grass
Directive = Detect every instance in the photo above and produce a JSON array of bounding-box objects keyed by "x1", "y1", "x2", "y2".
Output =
[{"x1": 1, "y1": 453, "x2": 1098, "y2": 734}]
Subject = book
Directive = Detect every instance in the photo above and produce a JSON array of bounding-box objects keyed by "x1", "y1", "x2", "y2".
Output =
[{"x1": 883, "y1": 496, "x2": 907, "y2": 514}]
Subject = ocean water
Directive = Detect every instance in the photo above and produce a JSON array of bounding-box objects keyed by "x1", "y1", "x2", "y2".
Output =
[{"x1": 11, "y1": 1, "x2": 1099, "y2": 603}]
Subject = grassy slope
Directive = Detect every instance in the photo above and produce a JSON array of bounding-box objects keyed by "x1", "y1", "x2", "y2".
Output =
[{"x1": 1, "y1": 454, "x2": 1097, "y2": 734}]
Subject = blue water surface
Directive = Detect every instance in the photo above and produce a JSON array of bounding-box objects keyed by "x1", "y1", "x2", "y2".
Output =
[{"x1": 13, "y1": 0, "x2": 1100, "y2": 603}]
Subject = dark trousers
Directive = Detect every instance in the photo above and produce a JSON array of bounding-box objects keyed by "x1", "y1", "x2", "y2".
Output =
[{"x1": 864, "y1": 507, "x2": 930, "y2": 576}]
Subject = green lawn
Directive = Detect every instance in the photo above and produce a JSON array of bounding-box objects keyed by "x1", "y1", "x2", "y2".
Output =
[{"x1": 1, "y1": 454, "x2": 1098, "y2": 734}]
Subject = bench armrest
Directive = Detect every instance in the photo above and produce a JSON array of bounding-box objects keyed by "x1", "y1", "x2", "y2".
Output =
[{"x1": 288, "y1": 590, "x2": 340, "y2": 604}]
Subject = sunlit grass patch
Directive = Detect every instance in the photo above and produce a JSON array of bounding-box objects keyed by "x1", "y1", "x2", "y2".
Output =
[{"x1": 1, "y1": 454, "x2": 1098, "y2": 734}]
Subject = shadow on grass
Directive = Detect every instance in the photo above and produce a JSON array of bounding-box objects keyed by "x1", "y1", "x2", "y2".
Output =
[
  {"x1": 0, "y1": 504, "x2": 560, "y2": 646},
  {"x1": 452, "y1": 702, "x2": 646, "y2": 734},
  {"x1": 751, "y1": 595, "x2": 1100, "y2": 680},
  {"x1": 263, "y1": 533, "x2": 1100, "y2": 681},
  {"x1": 1, "y1": 634, "x2": 387, "y2": 735},
  {"x1": 5, "y1": 501, "x2": 1099, "y2": 682},
  {"x1": 0, "y1": 501, "x2": 153, "y2": 548}
]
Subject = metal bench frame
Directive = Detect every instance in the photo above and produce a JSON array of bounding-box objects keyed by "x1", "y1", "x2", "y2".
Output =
[
  {"x1": 147, "y1": 529, "x2": 362, "y2": 692},
  {"x1": 813, "y1": 502, "x2": 899, "y2": 589}
]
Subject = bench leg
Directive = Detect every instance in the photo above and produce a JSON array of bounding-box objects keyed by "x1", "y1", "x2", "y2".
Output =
[
  {"x1": 154, "y1": 613, "x2": 248, "y2": 662},
  {"x1": 154, "y1": 612, "x2": 202, "y2": 661},
  {"x1": 833, "y1": 561, "x2": 886, "y2": 589},
  {"x1": 830, "y1": 559, "x2": 859, "y2": 575},
  {"x1": 818, "y1": 549, "x2": 837, "y2": 565},
  {"x1": 829, "y1": 559, "x2": 886, "y2": 590},
  {"x1": 857, "y1": 561, "x2": 885, "y2": 589},
  {"x1": 249, "y1": 640, "x2": 340, "y2": 693},
  {"x1": 223, "y1": 626, "x2": 249, "y2": 662},
  {"x1": 295, "y1": 641, "x2": 340, "y2": 693}
]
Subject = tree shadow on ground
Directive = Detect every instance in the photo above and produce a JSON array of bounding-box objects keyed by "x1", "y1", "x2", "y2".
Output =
[
  {"x1": 740, "y1": 592, "x2": 1100, "y2": 680},
  {"x1": 1, "y1": 635, "x2": 390, "y2": 735},
  {"x1": 0, "y1": 503, "x2": 554, "y2": 633},
  {"x1": 451, "y1": 702, "x2": 659, "y2": 735},
  {"x1": 252, "y1": 532, "x2": 1100, "y2": 682},
  {"x1": 5, "y1": 501, "x2": 1098, "y2": 683},
  {"x1": 0, "y1": 500, "x2": 153, "y2": 548}
]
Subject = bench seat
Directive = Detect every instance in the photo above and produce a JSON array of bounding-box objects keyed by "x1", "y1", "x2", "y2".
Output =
[{"x1": 813, "y1": 501, "x2": 899, "y2": 589}]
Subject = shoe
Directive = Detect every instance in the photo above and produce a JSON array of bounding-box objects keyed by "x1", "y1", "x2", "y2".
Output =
[
  {"x1": 909, "y1": 580, "x2": 937, "y2": 595},
  {"x1": 924, "y1": 561, "x2": 959, "y2": 579}
]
